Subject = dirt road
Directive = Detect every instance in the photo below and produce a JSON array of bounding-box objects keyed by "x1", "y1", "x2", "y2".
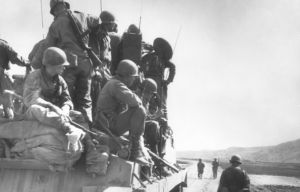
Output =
[
  {"x1": 182, "y1": 161, "x2": 300, "y2": 192},
  {"x1": 183, "y1": 162, "x2": 221, "y2": 192}
]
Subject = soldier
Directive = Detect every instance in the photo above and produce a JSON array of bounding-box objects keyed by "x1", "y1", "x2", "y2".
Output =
[
  {"x1": 89, "y1": 11, "x2": 116, "y2": 117},
  {"x1": 197, "y1": 158, "x2": 205, "y2": 179},
  {"x1": 114, "y1": 24, "x2": 141, "y2": 74},
  {"x1": 28, "y1": 40, "x2": 44, "y2": 62},
  {"x1": 90, "y1": 10, "x2": 115, "y2": 71},
  {"x1": 23, "y1": 47, "x2": 104, "y2": 174},
  {"x1": 0, "y1": 38, "x2": 30, "y2": 119},
  {"x1": 217, "y1": 155, "x2": 250, "y2": 192},
  {"x1": 212, "y1": 157, "x2": 220, "y2": 179},
  {"x1": 141, "y1": 38, "x2": 176, "y2": 119},
  {"x1": 135, "y1": 78, "x2": 164, "y2": 156},
  {"x1": 95, "y1": 59, "x2": 153, "y2": 166},
  {"x1": 31, "y1": 0, "x2": 100, "y2": 128}
]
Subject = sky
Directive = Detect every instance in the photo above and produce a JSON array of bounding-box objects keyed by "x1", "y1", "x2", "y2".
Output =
[{"x1": 1, "y1": 0, "x2": 300, "y2": 151}]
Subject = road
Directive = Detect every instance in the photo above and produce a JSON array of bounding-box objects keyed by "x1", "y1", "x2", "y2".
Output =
[{"x1": 183, "y1": 162, "x2": 222, "y2": 192}]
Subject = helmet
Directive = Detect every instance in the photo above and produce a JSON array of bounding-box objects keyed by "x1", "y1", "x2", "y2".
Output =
[
  {"x1": 153, "y1": 38, "x2": 173, "y2": 61},
  {"x1": 100, "y1": 11, "x2": 115, "y2": 23},
  {"x1": 128, "y1": 24, "x2": 140, "y2": 34},
  {"x1": 139, "y1": 78, "x2": 157, "y2": 94},
  {"x1": 43, "y1": 47, "x2": 69, "y2": 67},
  {"x1": 116, "y1": 60, "x2": 138, "y2": 76},
  {"x1": 50, "y1": 0, "x2": 70, "y2": 15},
  {"x1": 229, "y1": 154, "x2": 242, "y2": 164}
]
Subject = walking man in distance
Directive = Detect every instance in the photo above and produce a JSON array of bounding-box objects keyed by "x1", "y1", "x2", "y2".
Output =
[
  {"x1": 197, "y1": 158, "x2": 205, "y2": 179},
  {"x1": 212, "y1": 157, "x2": 220, "y2": 179}
]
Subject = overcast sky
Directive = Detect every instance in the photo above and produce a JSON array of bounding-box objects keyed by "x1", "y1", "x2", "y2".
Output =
[{"x1": 1, "y1": 0, "x2": 300, "y2": 151}]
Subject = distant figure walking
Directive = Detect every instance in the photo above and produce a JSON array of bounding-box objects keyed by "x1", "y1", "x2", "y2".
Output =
[
  {"x1": 197, "y1": 158, "x2": 205, "y2": 179},
  {"x1": 217, "y1": 154, "x2": 250, "y2": 192},
  {"x1": 212, "y1": 158, "x2": 220, "y2": 179}
]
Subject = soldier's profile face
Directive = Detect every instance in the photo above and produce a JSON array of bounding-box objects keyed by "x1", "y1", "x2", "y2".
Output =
[
  {"x1": 54, "y1": 65, "x2": 65, "y2": 75},
  {"x1": 126, "y1": 75, "x2": 136, "y2": 86}
]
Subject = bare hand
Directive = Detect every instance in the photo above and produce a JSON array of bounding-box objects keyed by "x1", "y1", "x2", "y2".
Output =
[{"x1": 153, "y1": 110, "x2": 164, "y2": 119}]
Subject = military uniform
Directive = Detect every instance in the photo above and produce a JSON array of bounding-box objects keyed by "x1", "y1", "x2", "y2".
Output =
[
  {"x1": 23, "y1": 66, "x2": 73, "y2": 128},
  {"x1": 0, "y1": 39, "x2": 30, "y2": 118},
  {"x1": 96, "y1": 76, "x2": 145, "y2": 137},
  {"x1": 90, "y1": 25, "x2": 111, "y2": 69},
  {"x1": 212, "y1": 159, "x2": 220, "y2": 179},
  {"x1": 31, "y1": 10, "x2": 100, "y2": 126},
  {"x1": 218, "y1": 166, "x2": 250, "y2": 192},
  {"x1": 24, "y1": 63, "x2": 103, "y2": 170},
  {"x1": 95, "y1": 66, "x2": 152, "y2": 166},
  {"x1": 141, "y1": 52, "x2": 176, "y2": 117},
  {"x1": 197, "y1": 161, "x2": 205, "y2": 179}
]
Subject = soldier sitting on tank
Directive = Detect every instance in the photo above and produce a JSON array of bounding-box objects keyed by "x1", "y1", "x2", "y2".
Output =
[
  {"x1": 23, "y1": 47, "x2": 105, "y2": 175},
  {"x1": 135, "y1": 78, "x2": 164, "y2": 156},
  {"x1": 95, "y1": 59, "x2": 153, "y2": 166},
  {"x1": 135, "y1": 78, "x2": 173, "y2": 176}
]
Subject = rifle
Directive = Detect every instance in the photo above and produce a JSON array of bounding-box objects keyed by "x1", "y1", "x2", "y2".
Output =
[
  {"x1": 66, "y1": 10, "x2": 102, "y2": 68},
  {"x1": 147, "y1": 149, "x2": 179, "y2": 173}
]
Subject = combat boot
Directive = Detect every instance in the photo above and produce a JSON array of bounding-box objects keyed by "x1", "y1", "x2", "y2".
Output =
[{"x1": 130, "y1": 136, "x2": 154, "y2": 166}]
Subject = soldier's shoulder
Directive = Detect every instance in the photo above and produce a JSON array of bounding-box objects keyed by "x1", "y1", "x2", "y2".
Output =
[{"x1": 25, "y1": 70, "x2": 41, "y2": 87}]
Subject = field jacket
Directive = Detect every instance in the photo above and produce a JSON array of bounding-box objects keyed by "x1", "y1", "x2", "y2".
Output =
[
  {"x1": 141, "y1": 52, "x2": 176, "y2": 82},
  {"x1": 0, "y1": 39, "x2": 29, "y2": 70},
  {"x1": 96, "y1": 76, "x2": 141, "y2": 117},
  {"x1": 31, "y1": 10, "x2": 100, "y2": 69},
  {"x1": 23, "y1": 66, "x2": 73, "y2": 109},
  {"x1": 218, "y1": 166, "x2": 250, "y2": 192}
]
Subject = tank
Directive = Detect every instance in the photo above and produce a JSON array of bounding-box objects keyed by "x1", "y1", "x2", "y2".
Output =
[{"x1": 0, "y1": 130, "x2": 187, "y2": 192}]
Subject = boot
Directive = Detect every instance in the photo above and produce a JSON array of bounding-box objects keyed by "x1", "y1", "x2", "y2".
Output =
[{"x1": 130, "y1": 136, "x2": 154, "y2": 166}]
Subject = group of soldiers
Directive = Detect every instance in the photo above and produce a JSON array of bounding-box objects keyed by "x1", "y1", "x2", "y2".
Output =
[
  {"x1": 197, "y1": 155, "x2": 250, "y2": 192},
  {"x1": 0, "y1": 0, "x2": 176, "y2": 174}
]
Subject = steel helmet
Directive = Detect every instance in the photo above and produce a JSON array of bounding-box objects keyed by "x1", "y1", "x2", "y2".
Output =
[
  {"x1": 128, "y1": 24, "x2": 140, "y2": 34},
  {"x1": 139, "y1": 78, "x2": 157, "y2": 94},
  {"x1": 229, "y1": 154, "x2": 242, "y2": 164},
  {"x1": 153, "y1": 38, "x2": 173, "y2": 61},
  {"x1": 43, "y1": 47, "x2": 69, "y2": 67},
  {"x1": 50, "y1": 0, "x2": 70, "y2": 15},
  {"x1": 116, "y1": 60, "x2": 139, "y2": 76},
  {"x1": 100, "y1": 11, "x2": 115, "y2": 23}
]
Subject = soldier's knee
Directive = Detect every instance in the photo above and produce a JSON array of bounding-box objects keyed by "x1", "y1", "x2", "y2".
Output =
[{"x1": 131, "y1": 105, "x2": 147, "y2": 118}]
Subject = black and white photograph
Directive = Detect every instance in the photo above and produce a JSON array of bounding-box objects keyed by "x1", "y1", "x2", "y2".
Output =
[{"x1": 0, "y1": 0, "x2": 300, "y2": 191}]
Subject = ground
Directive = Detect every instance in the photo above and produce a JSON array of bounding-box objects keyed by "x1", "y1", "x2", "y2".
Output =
[{"x1": 180, "y1": 160, "x2": 300, "y2": 192}]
